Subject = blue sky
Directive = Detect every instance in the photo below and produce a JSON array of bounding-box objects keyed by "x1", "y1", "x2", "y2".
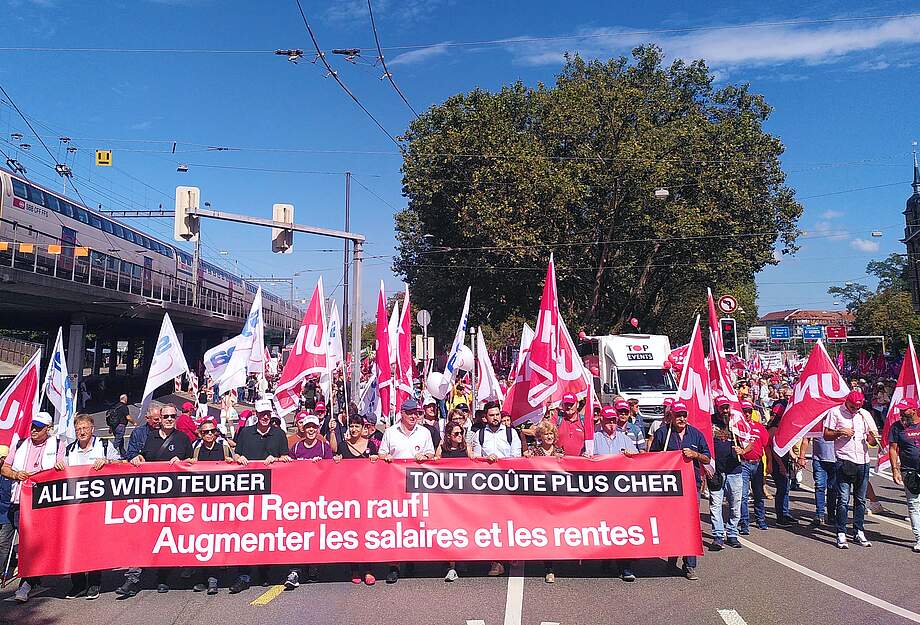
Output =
[{"x1": 2, "y1": 0, "x2": 920, "y2": 324}]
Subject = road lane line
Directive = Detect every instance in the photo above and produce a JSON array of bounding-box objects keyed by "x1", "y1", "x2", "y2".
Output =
[
  {"x1": 740, "y1": 537, "x2": 920, "y2": 623},
  {"x1": 503, "y1": 562, "x2": 525, "y2": 625},
  {"x1": 797, "y1": 482, "x2": 913, "y2": 531},
  {"x1": 249, "y1": 584, "x2": 285, "y2": 606},
  {"x1": 466, "y1": 620, "x2": 486, "y2": 625},
  {"x1": 539, "y1": 622, "x2": 561, "y2": 625},
  {"x1": 718, "y1": 609, "x2": 750, "y2": 625}
]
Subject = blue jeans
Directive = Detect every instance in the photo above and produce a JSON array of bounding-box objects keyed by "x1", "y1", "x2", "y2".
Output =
[
  {"x1": 813, "y1": 458, "x2": 838, "y2": 519},
  {"x1": 771, "y1": 463, "x2": 790, "y2": 519},
  {"x1": 709, "y1": 473, "x2": 743, "y2": 539},
  {"x1": 113, "y1": 423, "x2": 127, "y2": 457},
  {"x1": 835, "y1": 461, "x2": 869, "y2": 535},
  {"x1": 905, "y1": 485, "x2": 920, "y2": 543},
  {"x1": 740, "y1": 460, "x2": 766, "y2": 528}
]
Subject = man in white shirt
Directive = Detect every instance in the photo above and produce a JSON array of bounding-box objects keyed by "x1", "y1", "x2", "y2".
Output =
[
  {"x1": 471, "y1": 401, "x2": 522, "y2": 461},
  {"x1": 375, "y1": 398, "x2": 434, "y2": 585},
  {"x1": 377, "y1": 398, "x2": 435, "y2": 462},
  {"x1": 54, "y1": 413, "x2": 121, "y2": 599},
  {"x1": 0, "y1": 411, "x2": 58, "y2": 603},
  {"x1": 824, "y1": 389, "x2": 878, "y2": 549},
  {"x1": 471, "y1": 401, "x2": 521, "y2": 577}
]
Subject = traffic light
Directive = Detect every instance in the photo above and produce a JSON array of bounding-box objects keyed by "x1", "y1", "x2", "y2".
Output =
[
  {"x1": 272, "y1": 203, "x2": 294, "y2": 253},
  {"x1": 174, "y1": 186, "x2": 200, "y2": 241},
  {"x1": 721, "y1": 318, "x2": 738, "y2": 354}
]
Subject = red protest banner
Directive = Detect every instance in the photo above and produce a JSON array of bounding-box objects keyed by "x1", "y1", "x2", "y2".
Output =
[{"x1": 20, "y1": 453, "x2": 703, "y2": 577}]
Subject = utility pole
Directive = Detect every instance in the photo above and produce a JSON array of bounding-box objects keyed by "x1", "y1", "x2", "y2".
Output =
[
  {"x1": 350, "y1": 241, "x2": 363, "y2": 400},
  {"x1": 192, "y1": 233, "x2": 201, "y2": 307},
  {"x1": 343, "y1": 172, "x2": 351, "y2": 355}
]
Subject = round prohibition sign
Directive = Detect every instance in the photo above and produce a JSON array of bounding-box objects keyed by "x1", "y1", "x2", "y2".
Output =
[{"x1": 717, "y1": 295, "x2": 737, "y2": 314}]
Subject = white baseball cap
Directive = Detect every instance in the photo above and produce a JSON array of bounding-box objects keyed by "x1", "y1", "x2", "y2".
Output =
[
  {"x1": 254, "y1": 399, "x2": 273, "y2": 413},
  {"x1": 32, "y1": 411, "x2": 54, "y2": 427}
]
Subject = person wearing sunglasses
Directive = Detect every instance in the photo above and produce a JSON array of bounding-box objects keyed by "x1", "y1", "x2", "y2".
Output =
[
  {"x1": 117, "y1": 404, "x2": 191, "y2": 598},
  {"x1": 2, "y1": 411, "x2": 58, "y2": 603},
  {"x1": 190, "y1": 418, "x2": 233, "y2": 463},
  {"x1": 434, "y1": 422, "x2": 472, "y2": 582},
  {"x1": 333, "y1": 414, "x2": 378, "y2": 586}
]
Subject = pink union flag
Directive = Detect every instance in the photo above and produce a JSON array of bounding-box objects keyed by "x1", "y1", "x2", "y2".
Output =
[
  {"x1": 374, "y1": 281, "x2": 394, "y2": 421},
  {"x1": 274, "y1": 278, "x2": 328, "y2": 417},
  {"x1": 0, "y1": 348, "x2": 42, "y2": 449},
  {"x1": 878, "y1": 336, "x2": 920, "y2": 471},
  {"x1": 772, "y1": 341, "x2": 850, "y2": 456},
  {"x1": 526, "y1": 255, "x2": 560, "y2": 407},
  {"x1": 676, "y1": 317, "x2": 714, "y2": 459}
]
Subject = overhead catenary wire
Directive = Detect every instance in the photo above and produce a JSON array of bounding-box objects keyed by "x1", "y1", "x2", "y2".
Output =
[
  {"x1": 366, "y1": 0, "x2": 420, "y2": 119},
  {"x1": 293, "y1": 0, "x2": 402, "y2": 149}
]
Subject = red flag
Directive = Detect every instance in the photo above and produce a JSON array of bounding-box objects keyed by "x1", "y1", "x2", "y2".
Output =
[
  {"x1": 878, "y1": 336, "x2": 920, "y2": 471},
  {"x1": 395, "y1": 286, "x2": 415, "y2": 413},
  {"x1": 374, "y1": 281, "x2": 394, "y2": 421},
  {"x1": 0, "y1": 348, "x2": 42, "y2": 449},
  {"x1": 706, "y1": 289, "x2": 748, "y2": 441},
  {"x1": 527, "y1": 255, "x2": 560, "y2": 406},
  {"x1": 274, "y1": 278, "x2": 328, "y2": 417},
  {"x1": 772, "y1": 341, "x2": 850, "y2": 456},
  {"x1": 667, "y1": 343, "x2": 689, "y2": 375},
  {"x1": 676, "y1": 317, "x2": 714, "y2": 459},
  {"x1": 835, "y1": 350, "x2": 844, "y2": 371}
]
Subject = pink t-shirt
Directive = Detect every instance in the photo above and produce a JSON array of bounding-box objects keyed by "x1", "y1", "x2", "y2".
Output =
[
  {"x1": 556, "y1": 417, "x2": 586, "y2": 456},
  {"x1": 825, "y1": 405, "x2": 878, "y2": 465}
]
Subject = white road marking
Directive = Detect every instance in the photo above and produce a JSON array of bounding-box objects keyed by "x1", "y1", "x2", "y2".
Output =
[
  {"x1": 503, "y1": 562, "x2": 525, "y2": 625},
  {"x1": 740, "y1": 537, "x2": 920, "y2": 623},
  {"x1": 466, "y1": 620, "x2": 486, "y2": 625},
  {"x1": 718, "y1": 609, "x2": 750, "y2": 625},
  {"x1": 539, "y1": 622, "x2": 561, "y2": 625},
  {"x1": 796, "y1": 482, "x2": 913, "y2": 531}
]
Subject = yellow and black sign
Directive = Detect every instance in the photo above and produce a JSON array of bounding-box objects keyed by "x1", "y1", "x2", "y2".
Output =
[{"x1": 95, "y1": 149, "x2": 112, "y2": 166}]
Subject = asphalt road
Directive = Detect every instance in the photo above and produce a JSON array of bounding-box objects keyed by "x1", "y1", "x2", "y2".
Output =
[{"x1": 1, "y1": 464, "x2": 917, "y2": 625}]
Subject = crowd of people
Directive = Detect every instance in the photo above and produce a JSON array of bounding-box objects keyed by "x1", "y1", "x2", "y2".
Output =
[{"x1": 1, "y1": 364, "x2": 918, "y2": 604}]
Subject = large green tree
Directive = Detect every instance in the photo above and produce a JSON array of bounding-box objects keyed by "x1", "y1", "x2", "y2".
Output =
[
  {"x1": 395, "y1": 46, "x2": 802, "y2": 344},
  {"x1": 829, "y1": 253, "x2": 920, "y2": 353}
]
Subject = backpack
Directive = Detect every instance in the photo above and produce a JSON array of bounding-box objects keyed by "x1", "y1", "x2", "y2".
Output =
[
  {"x1": 105, "y1": 407, "x2": 119, "y2": 430},
  {"x1": 478, "y1": 426, "x2": 515, "y2": 447},
  {"x1": 66, "y1": 438, "x2": 110, "y2": 459}
]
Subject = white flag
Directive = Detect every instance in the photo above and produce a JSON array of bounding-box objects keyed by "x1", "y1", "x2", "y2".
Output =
[
  {"x1": 203, "y1": 334, "x2": 246, "y2": 381},
  {"x1": 358, "y1": 365, "x2": 380, "y2": 419},
  {"x1": 215, "y1": 288, "x2": 265, "y2": 395},
  {"x1": 327, "y1": 300, "x2": 345, "y2": 373},
  {"x1": 476, "y1": 327, "x2": 504, "y2": 404},
  {"x1": 141, "y1": 313, "x2": 190, "y2": 414},
  {"x1": 442, "y1": 287, "x2": 471, "y2": 389},
  {"x1": 44, "y1": 327, "x2": 76, "y2": 442}
]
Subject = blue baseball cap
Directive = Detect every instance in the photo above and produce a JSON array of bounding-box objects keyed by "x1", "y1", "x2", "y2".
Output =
[{"x1": 401, "y1": 398, "x2": 420, "y2": 412}]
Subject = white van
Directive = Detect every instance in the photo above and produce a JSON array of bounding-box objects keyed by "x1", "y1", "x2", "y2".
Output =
[{"x1": 592, "y1": 334, "x2": 678, "y2": 427}]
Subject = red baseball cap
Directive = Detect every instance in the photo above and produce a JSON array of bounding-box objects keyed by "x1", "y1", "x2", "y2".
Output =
[
  {"x1": 182, "y1": 401, "x2": 194, "y2": 412},
  {"x1": 897, "y1": 398, "x2": 918, "y2": 412},
  {"x1": 671, "y1": 401, "x2": 689, "y2": 414},
  {"x1": 561, "y1": 393, "x2": 578, "y2": 406},
  {"x1": 198, "y1": 416, "x2": 217, "y2": 428},
  {"x1": 846, "y1": 390, "x2": 865, "y2": 405},
  {"x1": 741, "y1": 400, "x2": 753, "y2": 410},
  {"x1": 614, "y1": 399, "x2": 630, "y2": 411},
  {"x1": 315, "y1": 402, "x2": 326, "y2": 412},
  {"x1": 714, "y1": 396, "x2": 731, "y2": 408},
  {"x1": 601, "y1": 406, "x2": 618, "y2": 420},
  {"x1": 662, "y1": 398, "x2": 675, "y2": 410}
]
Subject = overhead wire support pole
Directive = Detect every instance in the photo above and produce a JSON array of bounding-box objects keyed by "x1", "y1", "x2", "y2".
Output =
[
  {"x1": 293, "y1": 0, "x2": 403, "y2": 149},
  {"x1": 343, "y1": 171, "x2": 351, "y2": 355},
  {"x1": 367, "y1": 0, "x2": 419, "y2": 119}
]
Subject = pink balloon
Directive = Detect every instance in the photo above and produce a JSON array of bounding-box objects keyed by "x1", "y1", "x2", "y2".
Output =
[
  {"x1": 578, "y1": 331, "x2": 587, "y2": 341},
  {"x1": 662, "y1": 360, "x2": 672, "y2": 370},
  {"x1": 629, "y1": 317, "x2": 639, "y2": 328}
]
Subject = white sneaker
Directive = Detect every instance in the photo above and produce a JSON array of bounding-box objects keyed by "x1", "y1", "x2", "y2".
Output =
[
  {"x1": 855, "y1": 531, "x2": 872, "y2": 547},
  {"x1": 912, "y1": 541, "x2": 920, "y2": 553},
  {"x1": 14, "y1": 581, "x2": 32, "y2": 603},
  {"x1": 836, "y1": 533, "x2": 848, "y2": 549},
  {"x1": 284, "y1": 570, "x2": 299, "y2": 590},
  {"x1": 444, "y1": 568, "x2": 458, "y2": 582}
]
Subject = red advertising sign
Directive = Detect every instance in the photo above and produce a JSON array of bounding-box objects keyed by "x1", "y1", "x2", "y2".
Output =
[
  {"x1": 21, "y1": 454, "x2": 703, "y2": 577},
  {"x1": 825, "y1": 326, "x2": 848, "y2": 340}
]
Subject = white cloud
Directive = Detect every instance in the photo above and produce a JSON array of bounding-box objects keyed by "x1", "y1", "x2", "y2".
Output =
[
  {"x1": 389, "y1": 42, "x2": 451, "y2": 66},
  {"x1": 772, "y1": 249, "x2": 783, "y2": 262},
  {"x1": 821, "y1": 209, "x2": 843, "y2": 220},
  {"x1": 325, "y1": 0, "x2": 447, "y2": 24},
  {"x1": 813, "y1": 220, "x2": 849, "y2": 240},
  {"x1": 850, "y1": 238, "x2": 880, "y2": 252},
  {"x1": 504, "y1": 15, "x2": 920, "y2": 72}
]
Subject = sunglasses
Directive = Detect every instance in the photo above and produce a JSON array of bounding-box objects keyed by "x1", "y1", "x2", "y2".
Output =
[
  {"x1": 161, "y1": 414, "x2": 177, "y2": 420},
  {"x1": 31, "y1": 423, "x2": 49, "y2": 430},
  {"x1": 200, "y1": 428, "x2": 217, "y2": 434},
  {"x1": 450, "y1": 431, "x2": 464, "y2": 437}
]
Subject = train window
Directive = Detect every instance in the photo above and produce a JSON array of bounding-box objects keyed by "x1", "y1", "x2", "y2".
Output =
[
  {"x1": 121, "y1": 260, "x2": 130, "y2": 273},
  {"x1": 89, "y1": 214, "x2": 102, "y2": 229},
  {"x1": 164, "y1": 247, "x2": 173, "y2": 258},
  {"x1": 74, "y1": 207, "x2": 89, "y2": 224},
  {"x1": 26, "y1": 185, "x2": 45, "y2": 206},
  {"x1": 102, "y1": 220, "x2": 114, "y2": 234},
  {"x1": 59, "y1": 201, "x2": 74, "y2": 219},
  {"x1": 44, "y1": 194, "x2": 60, "y2": 212},
  {"x1": 12, "y1": 179, "x2": 27, "y2": 198},
  {"x1": 107, "y1": 257, "x2": 117, "y2": 270},
  {"x1": 124, "y1": 230, "x2": 136, "y2": 244},
  {"x1": 112, "y1": 224, "x2": 124, "y2": 238},
  {"x1": 142, "y1": 237, "x2": 152, "y2": 249}
]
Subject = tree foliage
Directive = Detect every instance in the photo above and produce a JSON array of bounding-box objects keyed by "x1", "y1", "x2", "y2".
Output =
[
  {"x1": 829, "y1": 253, "x2": 919, "y2": 353},
  {"x1": 395, "y1": 46, "x2": 802, "y2": 345}
]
